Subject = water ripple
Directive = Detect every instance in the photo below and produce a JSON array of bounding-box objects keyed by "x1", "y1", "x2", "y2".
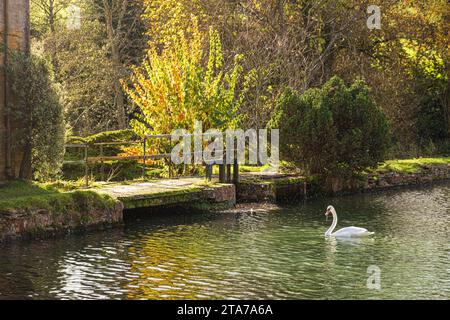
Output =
[{"x1": 0, "y1": 183, "x2": 449, "y2": 299}]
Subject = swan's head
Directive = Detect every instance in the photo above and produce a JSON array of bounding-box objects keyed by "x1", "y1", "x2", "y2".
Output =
[{"x1": 325, "y1": 205, "x2": 335, "y2": 216}]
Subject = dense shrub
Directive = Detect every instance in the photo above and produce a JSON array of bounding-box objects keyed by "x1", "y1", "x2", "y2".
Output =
[
  {"x1": 269, "y1": 76, "x2": 390, "y2": 180},
  {"x1": 66, "y1": 129, "x2": 137, "y2": 157},
  {"x1": 61, "y1": 161, "x2": 145, "y2": 182},
  {"x1": 81, "y1": 129, "x2": 136, "y2": 145},
  {"x1": 413, "y1": 59, "x2": 449, "y2": 148},
  {"x1": 6, "y1": 52, "x2": 65, "y2": 181}
]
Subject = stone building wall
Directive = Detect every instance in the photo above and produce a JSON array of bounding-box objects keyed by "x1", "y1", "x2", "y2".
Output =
[{"x1": 0, "y1": 0, "x2": 30, "y2": 180}]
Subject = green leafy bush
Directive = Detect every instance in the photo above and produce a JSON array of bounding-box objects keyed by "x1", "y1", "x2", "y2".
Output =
[
  {"x1": 269, "y1": 76, "x2": 390, "y2": 180},
  {"x1": 412, "y1": 58, "x2": 449, "y2": 148},
  {"x1": 6, "y1": 52, "x2": 65, "y2": 181},
  {"x1": 66, "y1": 129, "x2": 137, "y2": 157}
]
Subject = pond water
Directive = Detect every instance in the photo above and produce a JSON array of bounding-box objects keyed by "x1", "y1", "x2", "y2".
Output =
[{"x1": 0, "y1": 183, "x2": 449, "y2": 300}]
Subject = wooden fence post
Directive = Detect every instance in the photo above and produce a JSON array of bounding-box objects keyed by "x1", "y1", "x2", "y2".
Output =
[
  {"x1": 205, "y1": 164, "x2": 213, "y2": 181},
  {"x1": 84, "y1": 144, "x2": 89, "y2": 187},
  {"x1": 142, "y1": 137, "x2": 147, "y2": 179},
  {"x1": 304, "y1": 181, "x2": 308, "y2": 200},
  {"x1": 169, "y1": 137, "x2": 173, "y2": 178},
  {"x1": 233, "y1": 157, "x2": 239, "y2": 184},
  {"x1": 225, "y1": 149, "x2": 232, "y2": 182},
  {"x1": 219, "y1": 153, "x2": 226, "y2": 183},
  {"x1": 100, "y1": 145, "x2": 104, "y2": 181}
]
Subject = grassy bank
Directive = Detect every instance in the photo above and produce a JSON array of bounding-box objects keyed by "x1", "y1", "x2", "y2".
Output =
[
  {"x1": 235, "y1": 157, "x2": 450, "y2": 198},
  {"x1": 2, "y1": 157, "x2": 449, "y2": 210},
  {"x1": 237, "y1": 157, "x2": 450, "y2": 176},
  {"x1": 0, "y1": 181, "x2": 117, "y2": 213},
  {"x1": 376, "y1": 157, "x2": 450, "y2": 173}
]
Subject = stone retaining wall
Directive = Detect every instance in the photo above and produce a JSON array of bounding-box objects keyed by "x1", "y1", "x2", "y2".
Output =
[
  {"x1": 1, "y1": 164, "x2": 448, "y2": 242},
  {"x1": 0, "y1": 202, "x2": 124, "y2": 242},
  {"x1": 202, "y1": 184, "x2": 236, "y2": 206},
  {"x1": 237, "y1": 180, "x2": 307, "y2": 203},
  {"x1": 365, "y1": 164, "x2": 450, "y2": 190},
  {"x1": 236, "y1": 164, "x2": 450, "y2": 202},
  {"x1": 0, "y1": 183, "x2": 237, "y2": 242}
]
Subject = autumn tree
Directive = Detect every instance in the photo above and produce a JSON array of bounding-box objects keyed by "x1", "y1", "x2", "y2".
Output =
[
  {"x1": 31, "y1": 0, "x2": 75, "y2": 74},
  {"x1": 30, "y1": 0, "x2": 448, "y2": 156},
  {"x1": 54, "y1": 19, "x2": 116, "y2": 135},
  {"x1": 89, "y1": 0, "x2": 148, "y2": 129},
  {"x1": 123, "y1": 20, "x2": 244, "y2": 136},
  {"x1": 31, "y1": 0, "x2": 148, "y2": 134}
]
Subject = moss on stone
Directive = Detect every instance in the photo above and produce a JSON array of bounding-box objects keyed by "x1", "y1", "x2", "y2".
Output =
[
  {"x1": 272, "y1": 177, "x2": 306, "y2": 186},
  {"x1": 118, "y1": 187, "x2": 203, "y2": 209},
  {"x1": 188, "y1": 201, "x2": 234, "y2": 212}
]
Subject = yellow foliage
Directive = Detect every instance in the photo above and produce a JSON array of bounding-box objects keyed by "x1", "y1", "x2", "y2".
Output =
[{"x1": 122, "y1": 16, "x2": 244, "y2": 139}]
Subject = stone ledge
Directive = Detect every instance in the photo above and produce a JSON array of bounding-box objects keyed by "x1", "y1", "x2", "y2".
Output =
[
  {"x1": 366, "y1": 164, "x2": 450, "y2": 190},
  {"x1": 237, "y1": 176, "x2": 306, "y2": 203},
  {"x1": 0, "y1": 201, "x2": 123, "y2": 242}
]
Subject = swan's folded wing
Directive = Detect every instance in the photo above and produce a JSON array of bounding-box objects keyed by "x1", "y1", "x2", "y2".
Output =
[
  {"x1": 333, "y1": 227, "x2": 371, "y2": 237},
  {"x1": 348, "y1": 226, "x2": 369, "y2": 233}
]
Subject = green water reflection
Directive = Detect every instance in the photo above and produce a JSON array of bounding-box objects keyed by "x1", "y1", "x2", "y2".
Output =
[{"x1": 0, "y1": 183, "x2": 449, "y2": 299}]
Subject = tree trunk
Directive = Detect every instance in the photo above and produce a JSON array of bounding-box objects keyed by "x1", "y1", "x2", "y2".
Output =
[
  {"x1": 112, "y1": 53, "x2": 127, "y2": 129},
  {"x1": 48, "y1": 0, "x2": 60, "y2": 77},
  {"x1": 103, "y1": 1, "x2": 127, "y2": 129},
  {"x1": 19, "y1": 144, "x2": 32, "y2": 180}
]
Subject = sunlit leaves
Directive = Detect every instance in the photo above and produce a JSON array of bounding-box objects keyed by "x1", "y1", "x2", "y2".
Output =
[{"x1": 123, "y1": 18, "x2": 244, "y2": 138}]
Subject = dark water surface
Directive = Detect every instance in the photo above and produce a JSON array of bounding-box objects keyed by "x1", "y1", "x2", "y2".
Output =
[{"x1": 0, "y1": 184, "x2": 449, "y2": 300}]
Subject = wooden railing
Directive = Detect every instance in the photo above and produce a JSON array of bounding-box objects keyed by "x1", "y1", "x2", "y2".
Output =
[{"x1": 64, "y1": 134, "x2": 239, "y2": 186}]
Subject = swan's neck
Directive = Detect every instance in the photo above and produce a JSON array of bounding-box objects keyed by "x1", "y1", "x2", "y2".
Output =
[{"x1": 325, "y1": 209, "x2": 338, "y2": 236}]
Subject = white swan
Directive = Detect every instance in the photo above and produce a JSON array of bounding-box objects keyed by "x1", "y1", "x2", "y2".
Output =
[{"x1": 324, "y1": 206, "x2": 374, "y2": 238}]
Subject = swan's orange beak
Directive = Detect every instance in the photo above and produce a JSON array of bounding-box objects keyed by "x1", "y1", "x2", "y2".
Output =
[{"x1": 325, "y1": 210, "x2": 330, "y2": 216}]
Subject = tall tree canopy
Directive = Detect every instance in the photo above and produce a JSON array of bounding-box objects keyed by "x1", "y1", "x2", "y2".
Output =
[{"x1": 30, "y1": 0, "x2": 449, "y2": 155}]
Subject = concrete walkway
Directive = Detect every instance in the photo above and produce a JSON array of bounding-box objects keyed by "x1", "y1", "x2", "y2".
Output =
[
  {"x1": 93, "y1": 172, "x2": 302, "y2": 209},
  {"x1": 95, "y1": 171, "x2": 300, "y2": 199},
  {"x1": 95, "y1": 172, "x2": 295, "y2": 199},
  {"x1": 96, "y1": 177, "x2": 204, "y2": 199},
  {"x1": 94, "y1": 177, "x2": 241, "y2": 210}
]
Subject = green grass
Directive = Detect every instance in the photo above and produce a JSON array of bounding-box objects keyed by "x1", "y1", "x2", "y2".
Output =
[
  {"x1": 209, "y1": 164, "x2": 269, "y2": 175},
  {"x1": 377, "y1": 157, "x2": 450, "y2": 173},
  {"x1": 0, "y1": 181, "x2": 56, "y2": 200},
  {"x1": 240, "y1": 164, "x2": 270, "y2": 173},
  {"x1": 211, "y1": 162, "x2": 299, "y2": 175},
  {"x1": 2, "y1": 157, "x2": 447, "y2": 212},
  {"x1": 0, "y1": 181, "x2": 116, "y2": 213}
]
